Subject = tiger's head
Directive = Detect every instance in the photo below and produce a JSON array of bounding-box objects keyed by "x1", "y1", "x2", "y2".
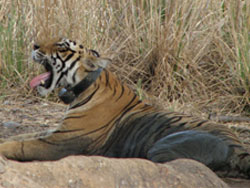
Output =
[{"x1": 31, "y1": 38, "x2": 110, "y2": 102}]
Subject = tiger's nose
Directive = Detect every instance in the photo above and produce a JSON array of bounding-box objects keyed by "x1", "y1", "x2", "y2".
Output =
[{"x1": 33, "y1": 44, "x2": 40, "y2": 50}]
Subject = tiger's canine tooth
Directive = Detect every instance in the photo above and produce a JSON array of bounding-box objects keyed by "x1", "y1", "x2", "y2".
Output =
[{"x1": 41, "y1": 80, "x2": 45, "y2": 85}]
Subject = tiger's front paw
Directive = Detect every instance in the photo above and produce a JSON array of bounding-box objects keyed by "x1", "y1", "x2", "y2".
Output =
[{"x1": 0, "y1": 141, "x2": 23, "y2": 160}]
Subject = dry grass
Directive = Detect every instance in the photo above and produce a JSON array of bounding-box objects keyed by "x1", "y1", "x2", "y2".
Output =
[{"x1": 0, "y1": 0, "x2": 249, "y2": 116}]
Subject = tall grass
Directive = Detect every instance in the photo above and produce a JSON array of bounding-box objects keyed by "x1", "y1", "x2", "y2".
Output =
[
  {"x1": 0, "y1": 1, "x2": 27, "y2": 89},
  {"x1": 0, "y1": 0, "x2": 249, "y2": 115}
]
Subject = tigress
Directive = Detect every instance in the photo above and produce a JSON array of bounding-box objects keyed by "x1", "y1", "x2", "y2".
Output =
[{"x1": 0, "y1": 38, "x2": 249, "y2": 178}]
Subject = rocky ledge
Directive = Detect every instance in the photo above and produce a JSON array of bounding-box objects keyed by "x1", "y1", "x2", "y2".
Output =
[{"x1": 0, "y1": 156, "x2": 228, "y2": 188}]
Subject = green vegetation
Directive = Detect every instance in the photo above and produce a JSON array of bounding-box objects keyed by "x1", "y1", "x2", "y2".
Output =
[{"x1": 0, "y1": 0, "x2": 249, "y2": 115}]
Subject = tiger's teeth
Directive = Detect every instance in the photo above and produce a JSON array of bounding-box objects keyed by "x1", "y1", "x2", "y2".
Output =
[{"x1": 41, "y1": 80, "x2": 45, "y2": 85}]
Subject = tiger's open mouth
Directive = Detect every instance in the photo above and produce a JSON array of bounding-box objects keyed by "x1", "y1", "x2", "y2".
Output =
[{"x1": 29, "y1": 59, "x2": 53, "y2": 89}]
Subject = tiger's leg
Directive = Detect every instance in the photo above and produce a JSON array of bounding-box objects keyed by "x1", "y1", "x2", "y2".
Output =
[
  {"x1": 147, "y1": 130, "x2": 250, "y2": 178},
  {"x1": 0, "y1": 129, "x2": 91, "y2": 161}
]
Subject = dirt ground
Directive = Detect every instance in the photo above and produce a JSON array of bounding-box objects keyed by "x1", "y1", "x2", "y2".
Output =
[{"x1": 0, "y1": 96, "x2": 250, "y2": 188}]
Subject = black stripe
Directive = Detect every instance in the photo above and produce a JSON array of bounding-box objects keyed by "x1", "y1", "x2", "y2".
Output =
[
  {"x1": 110, "y1": 94, "x2": 138, "y2": 118},
  {"x1": 38, "y1": 138, "x2": 62, "y2": 146},
  {"x1": 102, "y1": 111, "x2": 143, "y2": 156},
  {"x1": 64, "y1": 41, "x2": 70, "y2": 47},
  {"x1": 69, "y1": 56, "x2": 81, "y2": 70},
  {"x1": 54, "y1": 128, "x2": 85, "y2": 133},
  {"x1": 57, "y1": 64, "x2": 65, "y2": 73},
  {"x1": 120, "y1": 113, "x2": 163, "y2": 157},
  {"x1": 116, "y1": 84, "x2": 125, "y2": 101},
  {"x1": 153, "y1": 116, "x2": 187, "y2": 138},
  {"x1": 104, "y1": 70, "x2": 112, "y2": 89},
  {"x1": 168, "y1": 116, "x2": 182, "y2": 125},
  {"x1": 114, "y1": 97, "x2": 141, "y2": 128},
  {"x1": 57, "y1": 123, "x2": 109, "y2": 143},
  {"x1": 104, "y1": 100, "x2": 142, "y2": 140},
  {"x1": 195, "y1": 120, "x2": 208, "y2": 127},
  {"x1": 64, "y1": 53, "x2": 74, "y2": 63},
  {"x1": 39, "y1": 124, "x2": 108, "y2": 146},
  {"x1": 134, "y1": 116, "x2": 169, "y2": 157},
  {"x1": 69, "y1": 49, "x2": 76, "y2": 53},
  {"x1": 56, "y1": 67, "x2": 70, "y2": 86},
  {"x1": 63, "y1": 69, "x2": 68, "y2": 76},
  {"x1": 51, "y1": 56, "x2": 57, "y2": 65},
  {"x1": 72, "y1": 70, "x2": 77, "y2": 83},
  {"x1": 123, "y1": 114, "x2": 181, "y2": 157},
  {"x1": 128, "y1": 114, "x2": 184, "y2": 157},
  {"x1": 85, "y1": 69, "x2": 94, "y2": 73},
  {"x1": 58, "y1": 49, "x2": 68, "y2": 53},
  {"x1": 55, "y1": 43, "x2": 64, "y2": 47},
  {"x1": 56, "y1": 53, "x2": 66, "y2": 73},
  {"x1": 176, "y1": 122, "x2": 187, "y2": 128},
  {"x1": 89, "y1": 132, "x2": 107, "y2": 150},
  {"x1": 129, "y1": 123, "x2": 152, "y2": 157},
  {"x1": 91, "y1": 103, "x2": 141, "y2": 153},
  {"x1": 56, "y1": 52, "x2": 64, "y2": 64},
  {"x1": 56, "y1": 72, "x2": 65, "y2": 86}
]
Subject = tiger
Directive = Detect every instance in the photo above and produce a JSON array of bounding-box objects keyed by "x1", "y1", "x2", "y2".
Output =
[{"x1": 0, "y1": 38, "x2": 249, "y2": 178}]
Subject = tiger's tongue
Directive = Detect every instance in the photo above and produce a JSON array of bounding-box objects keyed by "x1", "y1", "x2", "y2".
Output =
[{"x1": 29, "y1": 72, "x2": 51, "y2": 89}]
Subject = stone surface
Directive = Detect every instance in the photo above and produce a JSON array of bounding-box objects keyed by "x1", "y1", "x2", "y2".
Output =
[
  {"x1": 2, "y1": 121, "x2": 21, "y2": 129},
  {"x1": 0, "y1": 156, "x2": 229, "y2": 188}
]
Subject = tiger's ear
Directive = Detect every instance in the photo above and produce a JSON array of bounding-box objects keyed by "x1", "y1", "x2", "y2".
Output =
[
  {"x1": 97, "y1": 58, "x2": 111, "y2": 68},
  {"x1": 82, "y1": 57, "x2": 111, "y2": 71}
]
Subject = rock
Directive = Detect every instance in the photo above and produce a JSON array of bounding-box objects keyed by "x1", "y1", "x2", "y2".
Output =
[
  {"x1": 0, "y1": 156, "x2": 229, "y2": 188},
  {"x1": 0, "y1": 159, "x2": 6, "y2": 174},
  {"x1": 2, "y1": 121, "x2": 21, "y2": 128},
  {"x1": 40, "y1": 124, "x2": 49, "y2": 127}
]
